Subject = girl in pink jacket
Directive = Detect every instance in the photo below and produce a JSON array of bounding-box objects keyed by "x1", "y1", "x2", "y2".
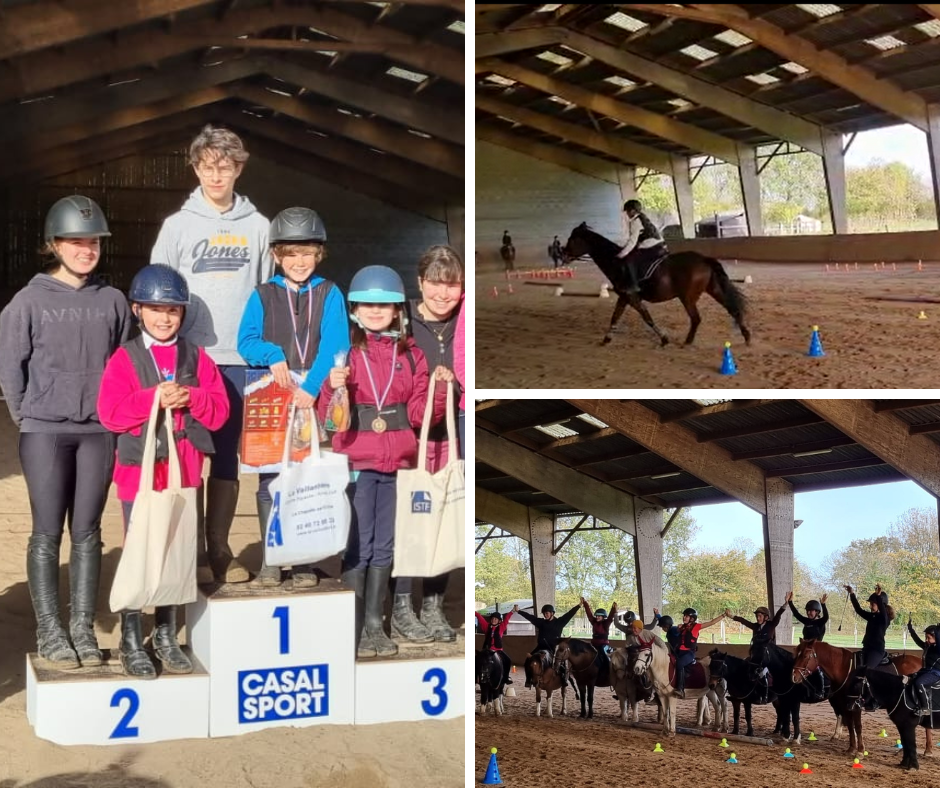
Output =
[{"x1": 98, "y1": 264, "x2": 228, "y2": 680}]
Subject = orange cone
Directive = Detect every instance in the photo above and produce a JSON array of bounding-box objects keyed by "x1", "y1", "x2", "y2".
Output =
[
  {"x1": 893, "y1": 262, "x2": 897, "y2": 271},
  {"x1": 507, "y1": 283, "x2": 514, "y2": 295},
  {"x1": 492, "y1": 286, "x2": 498, "y2": 298},
  {"x1": 918, "y1": 259, "x2": 924, "y2": 271}
]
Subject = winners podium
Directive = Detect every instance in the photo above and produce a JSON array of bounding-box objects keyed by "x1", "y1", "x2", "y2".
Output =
[{"x1": 25, "y1": 579, "x2": 463, "y2": 745}]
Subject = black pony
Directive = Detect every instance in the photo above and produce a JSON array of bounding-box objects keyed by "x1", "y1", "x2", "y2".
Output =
[
  {"x1": 476, "y1": 649, "x2": 508, "y2": 715},
  {"x1": 708, "y1": 650, "x2": 770, "y2": 737},
  {"x1": 562, "y1": 222, "x2": 751, "y2": 347}
]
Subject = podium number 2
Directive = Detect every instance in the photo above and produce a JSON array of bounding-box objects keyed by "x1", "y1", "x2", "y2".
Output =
[
  {"x1": 109, "y1": 688, "x2": 140, "y2": 739},
  {"x1": 273, "y1": 605, "x2": 290, "y2": 654},
  {"x1": 421, "y1": 667, "x2": 448, "y2": 716}
]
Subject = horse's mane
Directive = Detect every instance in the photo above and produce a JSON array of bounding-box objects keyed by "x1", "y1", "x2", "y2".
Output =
[{"x1": 568, "y1": 639, "x2": 597, "y2": 656}]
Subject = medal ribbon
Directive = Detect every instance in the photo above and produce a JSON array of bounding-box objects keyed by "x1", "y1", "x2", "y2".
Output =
[
  {"x1": 285, "y1": 286, "x2": 313, "y2": 367},
  {"x1": 360, "y1": 342, "x2": 397, "y2": 415}
]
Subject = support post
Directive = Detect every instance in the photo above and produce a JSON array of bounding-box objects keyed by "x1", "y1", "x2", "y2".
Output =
[
  {"x1": 822, "y1": 131, "x2": 847, "y2": 235},
  {"x1": 763, "y1": 478, "x2": 794, "y2": 643},
  {"x1": 737, "y1": 144, "x2": 762, "y2": 236},
  {"x1": 634, "y1": 504, "x2": 664, "y2": 625},
  {"x1": 671, "y1": 155, "x2": 694, "y2": 239},
  {"x1": 617, "y1": 165, "x2": 637, "y2": 204},
  {"x1": 529, "y1": 512, "x2": 556, "y2": 615},
  {"x1": 927, "y1": 104, "x2": 940, "y2": 228}
]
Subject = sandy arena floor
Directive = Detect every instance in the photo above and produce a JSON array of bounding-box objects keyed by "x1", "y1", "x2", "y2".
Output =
[
  {"x1": 476, "y1": 258, "x2": 940, "y2": 388},
  {"x1": 475, "y1": 682, "x2": 940, "y2": 787},
  {"x1": 0, "y1": 408, "x2": 464, "y2": 788}
]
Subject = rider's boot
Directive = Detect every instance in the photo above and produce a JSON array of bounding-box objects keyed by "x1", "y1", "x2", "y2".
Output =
[
  {"x1": 623, "y1": 260, "x2": 641, "y2": 295},
  {"x1": 524, "y1": 660, "x2": 534, "y2": 689},
  {"x1": 915, "y1": 684, "x2": 930, "y2": 716},
  {"x1": 674, "y1": 667, "x2": 686, "y2": 699}
]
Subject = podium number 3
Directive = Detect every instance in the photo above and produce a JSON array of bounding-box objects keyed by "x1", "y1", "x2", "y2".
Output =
[
  {"x1": 273, "y1": 605, "x2": 290, "y2": 654},
  {"x1": 421, "y1": 667, "x2": 448, "y2": 716},
  {"x1": 110, "y1": 688, "x2": 140, "y2": 739}
]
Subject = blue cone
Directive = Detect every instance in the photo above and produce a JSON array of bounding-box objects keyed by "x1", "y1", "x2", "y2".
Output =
[
  {"x1": 807, "y1": 325, "x2": 825, "y2": 357},
  {"x1": 719, "y1": 342, "x2": 737, "y2": 375},
  {"x1": 482, "y1": 750, "x2": 502, "y2": 785}
]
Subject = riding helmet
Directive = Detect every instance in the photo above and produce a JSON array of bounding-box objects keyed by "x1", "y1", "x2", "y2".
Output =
[
  {"x1": 129, "y1": 264, "x2": 190, "y2": 306},
  {"x1": 44, "y1": 195, "x2": 111, "y2": 243},
  {"x1": 595, "y1": 608, "x2": 607, "y2": 618},
  {"x1": 269, "y1": 206, "x2": 327, "y2": 244},
  {"x1": 541, "y1": 604, "x2": 555, "y2": 615},
  {"x1": 683, "y1": 607, "x2": 698, "y2": 619},
  {"x1": 805, "y1": 599, "x2": 823, "y2": 613},
  {"x1": 659, "y1": 615, "x2": 674, "y2": 630},
  {"x1": 623, "y1": 198, "x2": 642, "y2": 213},
  {"x1": 924, "y1": 624, "x2": 938, "y2": 637},
  {"x1": 489, "y1": 611, "x2": 503, "y2": 622},
  {"x1": 754, "y1": 606, "x2": 771, "y2": 618},
  {"x1": 347, "y1": 265, "x2": 406, "y2": 304},
  {"x1": 623, "y1": 610, "x2": 637, "y2": 623},
  {"x1": 867, "y1": 591, "x2": 887, "y2": 605}
]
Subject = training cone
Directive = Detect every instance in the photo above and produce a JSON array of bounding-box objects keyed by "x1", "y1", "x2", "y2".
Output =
[
  {"x1": 879, "y1": 728, "x2": 887, "y2": 738},
  {"x1": 852, "y1": 758, "x2": 864, "y2": 769},
  {"x1": 504, "y1": 685, "x2": 516, "y2": 697},
  {"x1": 719, "y1": 738, "x2": 729, "y2": 748},
  {"x1": 653, "y1": 742, "x2": 665, "y2": 753},
  {"x1": 800, "y1": 764, "x2": 813, "y2": 774},
  {"x1": 719, "y1": 342, "x2": 737, "y2": 375},
  {"x1": 806, "y1": 326, "x2": 825, "y2": 357},
  {"x1": 896, "y1": 739, "x2": 903, "y2": 749},
  {"x1": 727, "y1": 753, "x2": 738, "y2": 764},
  {"x1": 918, "y1": 310, "x2": 927, "y2": 320},
  {"x1": 863, "y1": 751, "x2": 869, "y2": 756},
  {"x1": 808, "y1": 731, "x2": 818, "y2": 741},
  {"x1": 491, "y1": 286, "x2": 498, "y2": 298},
  {"x1": 482, "y1": 748, "x2": 502, "y2": 785},
  {"x1": 507, "y1": 284, "x2": 514, "y2": 295},
  {"x1": 784, "y1": 748, "x2": 794, "y2": 758}
]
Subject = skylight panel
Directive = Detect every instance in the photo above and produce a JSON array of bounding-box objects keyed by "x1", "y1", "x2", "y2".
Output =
[
  {"x1": 668, "y1": 98, "x2": 693, "y2": 109},
  {"x1": 746, "y1": 72, "x2": 780, "y2": 85},
  {"x1": 604, "y1": 75, "x2": 636, "y2": 89},
  {"x1": 604, "y1": 11, "x2": 648, "y2": 32},
  {"x1": 446, "y1": 20, "x2": 465, "y2": 34},
  {"x1": 680, "y1": 44, "x2": 719, "y2": 61},
  {"x1": 866, "y1": 35, "x2": 905, "y2": 51},
  {"x1": 714, "y1": 30, "x2": 752, "y2": 48},
  {"x1": 536, "y1": 50, "x2": 574, "y2": 67},
  {"x1": 535, "y1": 424, "x2": 579, "y2": 439},
  {"x1": 548, "y1": 95, "x2": 574, "y2": 106},
  {"x1": 796, "y1": 4, "x2": 842, "y2": 18},
  {"x1": 692, "y1": 399, "x2": 733, "y2": 406},
  {"x1": 780, "y1": 61, "x2": 809, "y2": 74},
  {"x1": 485, "y1": 74, "x2": 517, "y2": 87},
  {"x1": 336, "y1": 107, "x2": 362, "y2": 118},
  {"x1": 915, "y1": 19, "x2": 940, "y2": 37},
  {"x1": 537, "y1": 4, "x2": 562, "y2": 11},
  {"x1": 265, "y1": 86, "x2": 293, "y2": 98},
  {"x1": 577, "y1": 414, "x2": 609, "y2": 428},
  {"x1": 387, "y1": 66, "x2": 428, "y2": 83},
  {"x1": 408, "y1": 128, "x2": 432, "y2": 138}
]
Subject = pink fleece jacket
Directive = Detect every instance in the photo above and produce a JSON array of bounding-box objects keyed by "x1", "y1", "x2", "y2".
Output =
[{"x1": 97, "y1": 343, "x2": 229, "y2": 502}]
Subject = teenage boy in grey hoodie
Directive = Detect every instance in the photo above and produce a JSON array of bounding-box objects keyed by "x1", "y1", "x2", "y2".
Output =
[{"x1": 150, "y1": 125, "x2": 272, "y2": 584}]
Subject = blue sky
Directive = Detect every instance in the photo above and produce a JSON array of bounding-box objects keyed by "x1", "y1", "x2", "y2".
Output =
[
  {"x1": 845, "y1": 124, "x2": 930, "y2": 177},
  {"x1": 687, "y1": 479, "x2": 935, "y2": 574}
]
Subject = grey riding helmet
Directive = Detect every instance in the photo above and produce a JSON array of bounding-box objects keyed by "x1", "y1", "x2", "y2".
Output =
[
  {"x1": 269, "y1": 207, "x2": 327, "y2": 244},
  {"x1": 44, "y1": 195, "x2": 111, "y2": 243}
]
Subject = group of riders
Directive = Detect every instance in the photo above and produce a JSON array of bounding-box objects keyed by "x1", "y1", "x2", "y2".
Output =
[{"x1": 477, "y1": 583, "x2": 940, "y2": 717}]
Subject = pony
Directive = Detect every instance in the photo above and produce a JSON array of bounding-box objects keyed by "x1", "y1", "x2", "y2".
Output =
[
  {"x1": 476, "y1": 649, "x2": 507, "y2": 716},
  {"x1": 553, "y1": 638, "x2": 610, "y2": 719},
  {"x1": 525, "y1": 649, "x2": 572, "y2": 718},
  {"x1": 611, "y1": 646, "x2": 653, "y2": 723},
  {"x1": 500, "y1": 243, "x2": 515, "y2": 271},
  {"x1": 562, "y1": 222, "x2": 750, "y2": 347}
]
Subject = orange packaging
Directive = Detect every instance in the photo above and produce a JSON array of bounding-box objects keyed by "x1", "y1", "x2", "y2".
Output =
[{"x1": 241, "y1": 370, "x2": 315, "y2": 472}]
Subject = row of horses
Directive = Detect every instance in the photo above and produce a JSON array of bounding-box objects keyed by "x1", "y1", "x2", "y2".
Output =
[{"x1": 477, "y1": 634, "x2": 938, "y2": 772}]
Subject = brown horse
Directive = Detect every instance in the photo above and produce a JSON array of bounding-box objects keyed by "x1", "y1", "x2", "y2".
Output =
[
  {"x1": 553, "y1": 638, "x2": 610, "y2": 719},
  {"x1": 500, "y1": 243, "x2": 515, "y2": 271},
  {"x1": 791, "y1": 639, "x2": 921, "y2": 753},
  {"x1": 562, "y1": 222, "x2": 751, "y2": 347},
  {"x1": 525, "y1": 649, "x2": 572, "y2": 718}
]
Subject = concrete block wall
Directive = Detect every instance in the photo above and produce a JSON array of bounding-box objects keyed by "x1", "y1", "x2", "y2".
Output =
[{"x1": 475, "y1": 140, "x2": 622, "y2": 271}]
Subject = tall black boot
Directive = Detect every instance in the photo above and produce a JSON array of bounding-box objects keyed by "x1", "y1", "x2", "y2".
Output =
[
  {"x1": 249, "y1": 496, "x2": 281, "y2": 588},
  {"x1": 68, "y1": 530, "x2": 103, "y2": 667},
  {"x1": 343, "y1": 566, "x2": 374, "y2": 658},
  {"x1": 364, "y1": 564, "x2": 398, "y2": 657},
  {"x1": 674, "y1": 667, "x2": 686, "y2": 699},
  {"x1": 623, "y1": 260, "x2": 641, "y2": 295},
  {"x1": 152, "y1": 606, "x2": 193, "y2": 674},
  {"x1": 205, "y1": 478, "x2": 249, "y2": 583},
  {"x1": 120, "y1": 611, "x2": 156, "y2": 679},
  {"x1": 27, "y1": 534, "x2": 78, "y2": 669}
]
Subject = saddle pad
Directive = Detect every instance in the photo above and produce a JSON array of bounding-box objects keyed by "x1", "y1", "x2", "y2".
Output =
[
  {"x1": 633, "y1": 250, "x2": 668, "y2": 282},
  {"x1": 668, "y1": 656, "x2": 707, "y2": 689}
]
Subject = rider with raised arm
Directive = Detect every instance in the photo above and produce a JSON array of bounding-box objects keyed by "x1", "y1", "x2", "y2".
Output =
[
  {"x1": 787, "y1": 590, "x2": 829, "y2": 641},
  {"x1": 906, "y1": 616, "x2": 940, "y2": 716},
  {"x1": 728, "y1": 602, "x2": 786, "y2": 665},
  {"x1": 846, "y1": 583, "x2": 894, "y2": 710},
  {"x1": 517, "y1": 601, "x2": 581, "y2": 689},
  {"x1": 475, "y1": 608, "x2": 514, "y2": 688},
  {"x1": 615, "y1": 198, "x2": 666, "y2": 295},
  {"x1": 582, "y1": 596, "x2": 617, "y2": 683},
  {"x1": 674, "y1": 607, "x2": 725, "y2": 698}
]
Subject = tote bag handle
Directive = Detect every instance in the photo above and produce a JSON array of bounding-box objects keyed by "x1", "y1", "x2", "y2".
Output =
[
  {"x1": 417, "y1": 375, "x2": 457, "y2": 472},
  {"x1": 137, "y1": 389, "x2": 183, "y2": 495}
]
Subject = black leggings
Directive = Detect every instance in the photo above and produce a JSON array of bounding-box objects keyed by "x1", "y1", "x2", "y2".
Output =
[{"x1": 19, "y1": 431, "x2": 115, "y2": 541}]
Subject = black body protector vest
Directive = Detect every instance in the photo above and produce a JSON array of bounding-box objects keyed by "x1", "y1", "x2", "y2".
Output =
[
  {"x1": 483, "y1": 623, "x2": 503, "y2": 651},
  {"x1": 117, "y1": 334, "x2": 215, "y2": 465},
  {"x1": 802, "y1": 620, "x2": 826, "y2": 641},
  {"x1": 258, "y1": 280, "x2": 334, "y2": 370},
  {"x1": 636, "y1": 211, "x2": 663, "y2": 245},
  {"x1": 924, "y1": 642, "x2": 940, "y2": 671}
]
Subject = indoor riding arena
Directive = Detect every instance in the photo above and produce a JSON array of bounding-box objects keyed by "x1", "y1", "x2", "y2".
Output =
[
  {"x1": 475, "y1": 399, "x2": 940, "y2": 785},
  {"x1": 476, "y1": 4, "x2": 940, "y2": 389},
  {"x1": 0, "y1": 2, "x2": 464, "y2": 786}
]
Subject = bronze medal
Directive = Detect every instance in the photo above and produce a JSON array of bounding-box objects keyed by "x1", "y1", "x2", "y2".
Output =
[{"x1": 372, "y1": 416, "x2": 387, "y2": 433}]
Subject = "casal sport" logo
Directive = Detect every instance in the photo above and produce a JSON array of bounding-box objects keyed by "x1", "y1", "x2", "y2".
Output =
[{"x1": 238, "y1": 664, "x2": 329, "y2": 723}]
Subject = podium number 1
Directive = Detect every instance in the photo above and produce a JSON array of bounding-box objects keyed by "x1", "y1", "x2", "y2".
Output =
[
  {"x1": 273, "y1": 605, "x2": 290, "y2": 654},
  {"x1": 109, "y1": 688, "x2": 140, "y2": 739},
  {"x1": 421, "y1": 667, "x2": 448, "y2": 716}
]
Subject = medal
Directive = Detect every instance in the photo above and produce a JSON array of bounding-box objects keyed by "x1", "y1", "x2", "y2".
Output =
[
  {"x1": 372, "y1": 417, "x2": 387, "y2": 433},
  {"x1": 360, "y1": 343, "x2": 397, "y2": 434}
]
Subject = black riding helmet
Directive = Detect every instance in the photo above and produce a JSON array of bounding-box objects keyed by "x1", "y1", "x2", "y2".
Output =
[
  {"x1": 683, "y1": 607, "x2": 698, "y2": 619},
  {"x1": 805, "y1": 599, "x2": 823, "y2": 613},
  {"x1": 623, "y1": 198, "x2": 642, "y2": 213},
  {"x1": 595, "y1": 608, "x2": 607, "y2": 618},
  {"x1": 269, "y1": 206, "x2": 327, "y2": 245},
  {"x1": 489, "y1": 611, "x2": 503, "y2": 622},
  {"x1": 541, "y1": 604, "x2": 555, "y2": 615},
  {"x1": 623, "y1": 610, "x2": 637, "y2": 623},
  {"x1": 659, "y1": 615, "x2": 674, "y2": 630},
  {"x1": 924, "y1": 624, "x2": 938, "y2": 637},
  {"x1": 867, "y1": 591, "x2": 888, "y2": 606}
]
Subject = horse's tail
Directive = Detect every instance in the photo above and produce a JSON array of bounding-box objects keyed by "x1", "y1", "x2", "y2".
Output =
[{"x1": 706, "y1": 257, "x2": 748, "y2": 321}]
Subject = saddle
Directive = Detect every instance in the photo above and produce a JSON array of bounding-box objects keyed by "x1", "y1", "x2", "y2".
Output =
[
  {"x1": 624, "y1": 247, "x2": 668, "y2": 284},
  {"x1": 852, "y1": 651, "x2": 895, "y2": 671},
  {"x1": 668, "y1": 655, "x2": 707, "y2": 690},
  {"x1": 903, "y1": 676, "x2": 940, "y2": 721}
]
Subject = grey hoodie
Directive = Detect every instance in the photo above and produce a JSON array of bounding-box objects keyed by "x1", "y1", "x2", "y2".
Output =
[
  {"x1": 0, "y1": 274, "x2": 131, "y2": 431},
  {"x1": 151, "y1": 187, "x2": 271, "y2": 365}
]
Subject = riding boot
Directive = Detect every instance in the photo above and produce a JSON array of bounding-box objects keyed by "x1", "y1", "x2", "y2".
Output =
[
  {"x1": 420, "y1": 593, "x2": 457, "y2": 642},
  {"x1": 391, "y1": 593, "x2": 434, "y2": 643},
  {"x1": 364, "y1": 564, "x2": 398, "y2": 657},
  {"x1": 674, "y1": 668, "x2": 686, "y2": 699},
  {"x1": 68, "y1": 530, "x2": 103, "y2": 667},
  {"x1": 27, "y1": 534, "x2": 79, "y2": 669},
  {"x1": 249, "y1": 496, "x2": 281, "y2": 588},
  {"x1": 120, "y1": 610, "x2": 156, "y2": 679},
  {"x1": 623, "y1": 260, "x2": 641, "y2": 295},
  {"x1": 205, "y1": 478, "x2": 249, "y2": 583},
  {"x1": 915, "y1": 684, "x2": 930, "y2": 716},
  {"x1": 524, "y1": 660, "x2": 534, "y2": 689},
  {"x1": 195, "y1": 484, "x2": 213, "y2": 585},
  {"x1": 152, "y1": 606, "x2": 193, "y2": 674},
  {"x1": 291, "y1": 564, "x2": 319, "y2": 589},
  {"x1": 343, "y1": 566, "x2": 374, "y2": 658}
]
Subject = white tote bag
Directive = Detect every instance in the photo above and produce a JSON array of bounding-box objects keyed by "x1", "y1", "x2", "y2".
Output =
[
  {"x1": 110, "y1": 391, "x2": 198, "y2": 612},
  {"x1": 264, "y1": 406, "x2": 352, "y2": 567},
  {"x1": 392, "y1": 378, "x2": 465, "y2": 578}
]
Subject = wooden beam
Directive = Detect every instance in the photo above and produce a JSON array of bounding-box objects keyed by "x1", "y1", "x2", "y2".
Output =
[
  {"x1": 265, "y1": 59, "x2": 462, "y2": 145},
  {"x1": 609, "y1": 462, "x2": 680, "y2": 481},
  {"x1": 763, "y1": 457, "x2": 887, "y2": 478},
  {"x1": 643, "y1": 477, "x2": 711, "y2": 496},
  {"x1": 569, "y1": 446, "x2": 651, "y2": 468},
  {"x1": 659, "y1": 399, "x2": 778, "y2": 424},
  {"x1": 799, "y1": 399, "x2": 940, "y2": 498},
  {"x1": 476, "y1": 426, "x2": 637, "y2": 535},
  {"x1": 532, "y1": 28, "x2": 826, "y2": 155},
  {"x1": 475, "y1": 26, "x2": 566, "y2": 58},
  {"x1": 198, "y1": 37, "x2": 423, "y2": 56},
  {"x1": 730, "y1": 435, "x2": 856, "y2": 461},
  {"x1": 696, "y1": 414, "x2": 824, "y2": 443},
  {"x1": 475, "y1": 93, "x2": 674, "y2": 174},
  {"x1": 476, "y1": 124, "x2": 619, "y2": 183},
  {"x1": 474, "y1": 487, "x2": 531, "y2": 542},
  {"x1": 566, "y1": 399, "x2": 767, "y2": 515},
  {"x1": 684, "y1": 3, "x2": 929, "y2": 131},
  {"x1": 552, "y1": 513, "x2": 590, "y2": 555},
  {"x1": 232, "y1": 84, "x2": 462, "y2": 178},
  {"x1": 660, "y1": 507, "x2": 683, "y2": 538},
  {"x1": 908, "y1": 420, "x2": 940, "y2": 436},
  {"x1": 0, "y1": 0, "x2": 216, "y2": 60},
  {"x1": 872, "y1": 399, "x2": 940, "y2": 413},
  {"x1": 476, "y1": 400, "x2": 516, "y2": 411},
  {"x1": 479, "y1": 57, "x2": 740, "y2": 164}
]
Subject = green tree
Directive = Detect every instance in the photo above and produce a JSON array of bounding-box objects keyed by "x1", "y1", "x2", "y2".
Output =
[{"x1": 474, "y1": 525, "x2": 530, "y2": 609}]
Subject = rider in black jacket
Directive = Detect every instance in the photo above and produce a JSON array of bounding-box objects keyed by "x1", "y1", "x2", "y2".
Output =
[
  {"x1": 788, "y1": 591, "x2": 829, "y2": 641},
  {"x1": 517, "y1": 602, "x2": 581, "y2": 688},
  {"x1": 847, "y1": 584, "x2": 893, "y2": 711},
  {"x1": 907, "y1": 617, "x2": 940, "y2": 715}
]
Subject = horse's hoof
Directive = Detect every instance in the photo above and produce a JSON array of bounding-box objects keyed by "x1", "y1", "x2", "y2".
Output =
[
  {"x1": 601, "y1": 336, "x2": 612, "y2": 345},
  {"x1": 660, "y1": 338, "x2": 669, "y2": 347}
]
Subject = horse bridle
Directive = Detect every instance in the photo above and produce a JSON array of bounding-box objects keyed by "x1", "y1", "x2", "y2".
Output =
[
  {"x1": 633, "y1": 646, "x2": 653, "y2": 676},
  {"x1": 793, "y1": 643, "x2": 852, "y2": 695}
]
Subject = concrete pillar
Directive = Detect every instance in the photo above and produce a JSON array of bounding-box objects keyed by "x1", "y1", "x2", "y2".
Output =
[
  {"x1": 445, "y1": 202, "x2": 464, "y2": 259},
  {"x1": 671, "y1": 154, "x2": 694, "y2": 239},
  {"x1": 617, "y1": 165, "x2": 637, "y2": 204},
  {"x1": 633, "y1": 503, "x2": 664, "y2": 624},
  {"x1": 529, "y1": 511, "x2": 556, "y2": 614},
  {"x1": 737, "y1": 144, "x2": 763, "y2": 237},
  {"x1": 927, "y1": 105, "x2": 940, "y2": 229},
  {"x1": 822, "y1": 131, "x2": 847, "y2": 235},
  {"x1": 763, "y1": 478, "x2": 794, "y2": 643}
]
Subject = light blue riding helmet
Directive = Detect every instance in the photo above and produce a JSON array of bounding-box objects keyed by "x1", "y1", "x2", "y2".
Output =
[{"x1": 347, "y1": 265, "x2": 406, "y2": 304}]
